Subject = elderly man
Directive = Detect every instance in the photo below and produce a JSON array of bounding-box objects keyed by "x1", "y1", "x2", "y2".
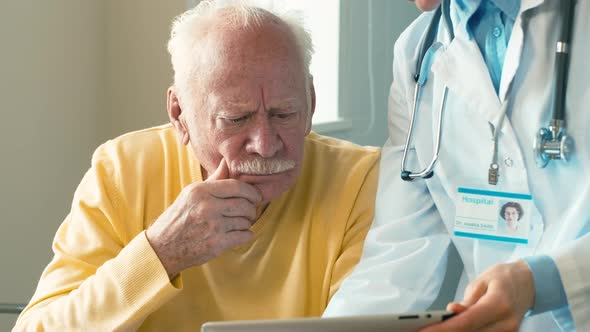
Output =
[{"x1": 14, "y1": 2, "x2": 379, "y2": 331}]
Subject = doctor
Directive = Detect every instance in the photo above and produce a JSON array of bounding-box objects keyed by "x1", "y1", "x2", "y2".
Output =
[{"x1": 324, "y1": 0, "x2": 589, "y2": 331}]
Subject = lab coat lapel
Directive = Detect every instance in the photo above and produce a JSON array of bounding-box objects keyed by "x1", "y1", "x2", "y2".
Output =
[
  {"x1": 431, "y1": 35, "x2": 502, "y2": 126},
  {"x1": 499, "y1": 19, "x2": 523, "y2": 101},
  {"x1": 429, "y1": 0, "x2": 547, "y2": 127},
  {"x1": 499, "y1": 0, "x2": 545, "y2": 100}
]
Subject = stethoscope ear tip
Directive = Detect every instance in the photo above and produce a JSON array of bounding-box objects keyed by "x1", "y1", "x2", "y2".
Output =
[
  {"x1": 401, "y1": 171, "x2": 413, "y2": 181},
  {"x1": 401, "y1": 170, "x2": 434, "y2": 181}
]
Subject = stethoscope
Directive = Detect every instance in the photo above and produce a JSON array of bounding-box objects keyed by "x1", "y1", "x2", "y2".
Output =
[{"x1": 401, "y1": 0, "x2": 576, "y2": 184}]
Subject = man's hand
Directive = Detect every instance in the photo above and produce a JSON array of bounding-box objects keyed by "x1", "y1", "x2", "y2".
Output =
[
  {"x1": 420, "y1": 260, "x2": 535, "y2": 332},
  {"x1": 146, "y1": 158, "x2": 262, "y2": 279}
]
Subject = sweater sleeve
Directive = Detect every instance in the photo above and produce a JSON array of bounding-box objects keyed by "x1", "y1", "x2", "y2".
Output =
[
  {"x1": 326, "y1": 152, "x2": 381, "y2": 301},
  {"x1": 13, "y1": 147, "x2": 182, "y2": 332}
]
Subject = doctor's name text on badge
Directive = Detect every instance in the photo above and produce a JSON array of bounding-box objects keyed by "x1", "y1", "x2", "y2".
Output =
[{"x1": 455, "y1": 188, "x2": 533, "y2": 244}]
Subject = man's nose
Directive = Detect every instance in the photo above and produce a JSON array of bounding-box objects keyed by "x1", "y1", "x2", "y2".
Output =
[{"x1": 246, "y1": 116, "x2": 282, "y2": 158}]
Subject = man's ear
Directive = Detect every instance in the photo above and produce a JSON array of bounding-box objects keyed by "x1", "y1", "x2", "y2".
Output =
[
  {"x1": 167, "y1": 87, "x2": 190, "y2": 145},
  {"x1": 305, "y1": 77, "x2": 316, "y2": 135}
]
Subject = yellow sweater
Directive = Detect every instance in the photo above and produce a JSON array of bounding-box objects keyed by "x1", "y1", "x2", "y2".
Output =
[{"x1": 14, "y1": 125, "x2": 380, "y2": 332}]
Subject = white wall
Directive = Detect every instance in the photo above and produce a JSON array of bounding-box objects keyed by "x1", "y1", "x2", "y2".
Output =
[
  {"x1": 105, "y1": 0, "x2": 186, "y2": 138},
  {"x1": 0, "y1": 1, "x2": 105, "y2": 329},
  {"x1": 0, "y1": 0, "x2": 185, "y2": 329}
]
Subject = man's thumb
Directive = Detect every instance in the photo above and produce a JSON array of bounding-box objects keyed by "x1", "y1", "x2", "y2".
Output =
[{"x1": 208, "y1": 158, "x2": 229, "y2": 181}]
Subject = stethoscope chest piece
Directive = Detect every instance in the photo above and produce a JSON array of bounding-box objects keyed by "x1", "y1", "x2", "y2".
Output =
[
  {"x1": 533, "y1": 126, "x2": 574, "y2": 168},
  {"x1": 533, "y1": 0, "x2": 577, "y2": 169}
]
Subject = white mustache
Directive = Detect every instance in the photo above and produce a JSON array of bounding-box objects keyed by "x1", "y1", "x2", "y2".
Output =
[{"x1": 234, "y1": 158, "x2": 296, "y2": 175}]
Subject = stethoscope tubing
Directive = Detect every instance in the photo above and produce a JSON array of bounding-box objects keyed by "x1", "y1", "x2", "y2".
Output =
[{"x1": 400, "y1": 1, "x2": 450, "y2": 181}]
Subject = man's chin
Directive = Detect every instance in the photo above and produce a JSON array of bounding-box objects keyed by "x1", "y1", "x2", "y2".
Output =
[{"x1": 238, "y1": 172, "x2": 296, "y2": 203}]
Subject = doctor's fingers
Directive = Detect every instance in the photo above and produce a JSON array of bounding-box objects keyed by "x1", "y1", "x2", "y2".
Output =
[
  {"x1": 445, "y1": 302, "x2": 467, "y2": 315},
  {"x1": 422, "y1": 286, "x2": 513, "y2": 332},
  {"x1": 471, "y1": 319, "x2": 522, "y2": 332},
  {"x1": 461, "y1": 261, "x2": 534, "y2": 313},
  {"x1": 461, "y1": 298, "x2": 523, "y2": 332},
  {"x1": 461, "y1": 279, "x2": 489, "y2": 307}
]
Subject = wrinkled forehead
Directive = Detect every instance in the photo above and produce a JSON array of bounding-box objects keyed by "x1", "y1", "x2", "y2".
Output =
[
  {"x1": 206, "y1": 36, "x2": 306, "y2": 102},
  {"x1": 206, "y1": 8, "x2": 300, "y2": 57},
  {"x1": 200, "y1": 14, "x2": 306, "y2": 82},
  {"x1": 206, "y1": 92, "x2": 304, "y2": 112},
  {"x1": 207, "y1": 54, "x2": 305, "y2": 89}
]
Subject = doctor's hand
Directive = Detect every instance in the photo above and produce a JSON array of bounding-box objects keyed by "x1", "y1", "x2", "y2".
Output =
[
  {"x1": 420, "y1": 260, "x2": 535, "y2": 332},
  {"x1": 146, "y1": 158, "x2": 262, "y2": 280}
]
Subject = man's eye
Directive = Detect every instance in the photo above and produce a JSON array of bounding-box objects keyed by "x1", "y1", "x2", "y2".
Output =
[
  {"x1": 227, "y1": 116, "x2": 248, "y2": 123},
  {"x1": 274, "y1": 113, "x2": 294, "y2": 119}
]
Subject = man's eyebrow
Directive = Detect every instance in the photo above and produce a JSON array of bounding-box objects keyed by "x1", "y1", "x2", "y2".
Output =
[
  {"x1": 269, "y1": 97, "x2": 300, "y2": 109},
  {"x1": 214, "y1": 97, "x2": 302, "y2": 112},
  {"x1": 218, "y1": 100, "x2": 256, "y2": 110},
  {"x1": 209, "y1": 100, "x2": 256, "y2": 117}
]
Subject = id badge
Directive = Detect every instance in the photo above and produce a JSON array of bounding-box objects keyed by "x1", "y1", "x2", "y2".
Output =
[{"x1": 454, "y1": 187, "x2": 532, "y2": 244}]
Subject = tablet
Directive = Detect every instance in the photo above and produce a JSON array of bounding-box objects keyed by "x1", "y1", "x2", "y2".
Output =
[{"x1": 201, "y1": 311, "x2": 455, "y2": 332}]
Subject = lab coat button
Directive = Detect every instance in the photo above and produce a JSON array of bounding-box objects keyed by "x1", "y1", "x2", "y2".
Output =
[{"x1": 504, "y1": 157, "x2": 514, "y2": 167}]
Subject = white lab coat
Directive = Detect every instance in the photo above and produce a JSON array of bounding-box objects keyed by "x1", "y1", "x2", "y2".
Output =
[{"x1": 324, "y1": 0, "x2": 590, "y2": 330}]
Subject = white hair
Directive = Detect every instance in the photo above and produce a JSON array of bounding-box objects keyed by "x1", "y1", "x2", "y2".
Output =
[{"x1": 167, "y1": 0, "x2": 314, "y2": 112}]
